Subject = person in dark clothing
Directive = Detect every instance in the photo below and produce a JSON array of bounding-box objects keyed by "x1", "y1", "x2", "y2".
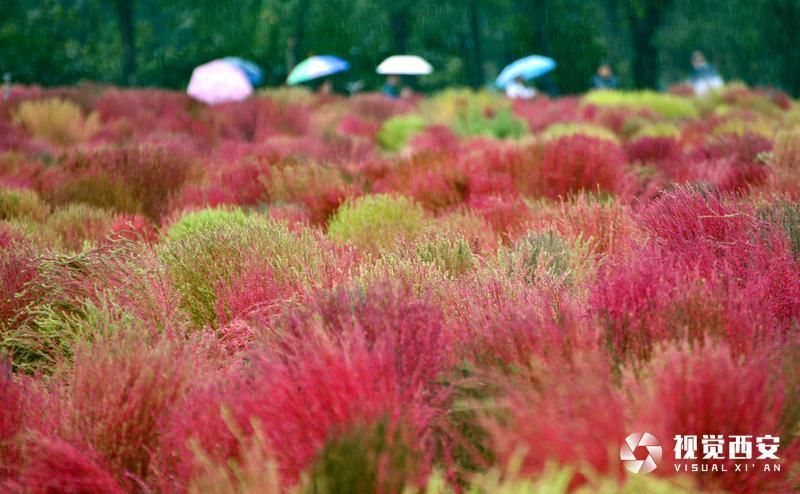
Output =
[
  {"x1": 382, "y1": 75, "x2": 401, "y2": 99},
  {"x1": 591, "y1": 63, "x2": 620, "y2": 90}
]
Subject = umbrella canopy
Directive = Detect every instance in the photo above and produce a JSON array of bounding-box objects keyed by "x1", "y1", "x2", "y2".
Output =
[
  {"x1": 495, "y1": 55, "x2": 556, "y2": 88},
  {"x1": 222, "y1": 57, "x2": 264, "y2": 86},
  {"x1": 187, "y1": 60, "x2": 253, "y2": 105},
  {"x1": 376, "y1": 55, "x2": 433, "y2": 75},
  {"x1": 287, "y1": 55, "x2": 350, "y2": 85}
]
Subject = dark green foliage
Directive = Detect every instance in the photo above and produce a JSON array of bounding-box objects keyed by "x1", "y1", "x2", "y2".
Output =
[
  {"x1": 304, "y1": 419, "x2": 419, "y2": 494},
  {"x1": 2, "y1": 0, "x2": 798, "y2": 94}
]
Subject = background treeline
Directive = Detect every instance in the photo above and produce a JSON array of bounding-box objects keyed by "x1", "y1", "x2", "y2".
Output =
[{"x1": 1, "y1": 0, "x2": 799, "y2": 95}]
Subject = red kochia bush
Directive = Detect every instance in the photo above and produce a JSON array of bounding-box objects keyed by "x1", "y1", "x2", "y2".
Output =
[
  {"x1": 455, "y1": 284, "x2": 599, "y2": 371},
  {"x1": 337, "y1": 114, "x2": 381, "y2": 140},
  {"x1": 160, "y1": 282, "x2": 451, "y2": 488},
  {"x1": 107, "y1": 214, "x2": 158, "y2": 244},
  {"x1": 374, "y1": 152, "x2": 467, "y2": 212},
  {"x1": 211, "y1": 98, "x2": 310, "y2": 142},
  {"x1": 42, "y1": 144, "x2": 196, "y2": 220},
  {"x1": 214, "y1": 264, "x2": 293, "y2": 329},
  {"x1": 538, "y1": 135, "x2": 628, "y2": 198},
  {"x1": 591, "y1": 188, "x2": 800, "y2": 361},
  {"x1": 93, "y1": 89, "x2": 202, "y2": 142},
  {"x1": 511, "y1": 97, "x2": 582, "y2": 132},
  {"x1": 625, "y1": 136, "x2": 683, "y2": 165},
  {"x1": 13, "y1": 436, "x2": 124, "y2": 494},
  {"x1": 160, "y1": 338, "x2": 440, "y2": 489},
  {"x1": 61, "y1": 331, "x2": 194, "y2": 489},
  {"x1": 410, "y1": 125, "x2": 461, "y2": 154},
  {"x1": 0, "y1": 234, "x2": 38, "y2": 332},
  {"x1": 486, "y1": 356, "x2": 627, "y2": 483},
  {"x1": 0, "y1": 361, "x2": 25, "y2": 481},
  {"x1": 348, "y1": 93, "x2": 412, "y2": 122},
  {"x1": 631, "y1": 343, "x2": 790, "y2": 494},
  {"x1": 466, "y1": 194, "x2": 532, "y2": 241},
  {"x1": 685, "y1": 132, "x2": 772, "y2": 192},
  {"x1": 271, "y1": 282, "x2": 453, "y2": 389}
]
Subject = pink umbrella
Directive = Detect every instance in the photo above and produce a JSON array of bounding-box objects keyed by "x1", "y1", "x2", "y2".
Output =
[{"x1": 187, "y1": 60, "x2": 253, "y2": 105}]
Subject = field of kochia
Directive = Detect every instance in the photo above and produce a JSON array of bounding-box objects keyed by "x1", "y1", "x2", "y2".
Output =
[{"x1": 1, "y1": 84, "x2": 800, "y2": 493}]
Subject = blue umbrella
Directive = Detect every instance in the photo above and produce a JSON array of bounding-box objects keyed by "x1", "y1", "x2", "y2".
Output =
[
  {"x1": 222, "y1": 57, "x2": 264, "y2": 86},
  {"x1": 495, "y1": 55, "x2": 556, "y2": 89},
  {"x1": 287, "y1": 55, "x2": 349, "y2": 85}
]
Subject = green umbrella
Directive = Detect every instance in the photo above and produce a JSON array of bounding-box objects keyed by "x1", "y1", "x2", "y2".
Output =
[{"x1": 287, "y1": 55, "x2": 350, "y2": 85}]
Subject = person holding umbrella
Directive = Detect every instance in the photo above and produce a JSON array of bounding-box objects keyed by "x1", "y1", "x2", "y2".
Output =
[
  {"x1": 496, "y1": 55, "x2": 556, "y2": 99},
  {"x1": 376, "y1": 55, "x2": 433, "y2": 98},
  {"x1": 287, "y1": 55, "x2": 350, "y2": 91},
  {"x1": 382, "y1": 75, "x2": 402, "y2": 99},
  {"x1": 505, "y1": 75, "x2": 536, "y2": 99},
  {"x1": 689, "y1": 50, "x2": 723, "y2": 96}
]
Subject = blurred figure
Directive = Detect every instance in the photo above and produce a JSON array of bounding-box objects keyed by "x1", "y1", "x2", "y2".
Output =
[
  {"x1": 690, "y1": 51, "x2": 723, "y2": 96},
  {"x1": 591, "y1": 62, "x2": 620, "y2": 90},
  {"x1": 382, "y1": 75, "x2": 401, "y2": 99},
  {"x1": 317, "y1": 78, "x2": 333, "y2": 95},
  {"x1": 2, "y1": 73, "x2": 10, "y2": 102},
  {"x1": 346, "y1": 80, "x2": 365, "y2": 95},
  {"x1": 505, "y1": 75, "x2": 536, "y2": 99}
]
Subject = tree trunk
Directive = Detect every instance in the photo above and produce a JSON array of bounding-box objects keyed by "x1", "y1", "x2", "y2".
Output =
[
  {"x1": 467, "y1": 0, "x2": 484, "y2": 88},
  {"x1": 768, "y1": 0, "x2": 800, "y2": 96},
  {"x1": 290, "y1": 0, "x2": 311, "y2": 69},
  {"x1": 626, "y1": 3, "x2": 664, "y2": 89},
  {"x1": 114, "y1": 0, "x2": 135, "y2": 85},
  {"x1": 388, "y1": 1, "x2": 413, "y2": 54}
]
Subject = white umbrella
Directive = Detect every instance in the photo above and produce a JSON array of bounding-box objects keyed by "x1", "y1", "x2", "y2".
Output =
[
  {"x1": 376, "y1": 55, "x2": 433, "y2": 75},
  {"x1": 187, "y1": 60, "x2": 253, "y2": 105}
]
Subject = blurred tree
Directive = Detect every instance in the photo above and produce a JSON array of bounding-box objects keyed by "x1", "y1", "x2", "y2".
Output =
[
  {"x1": 113, "y1": 0, "x2": 136, "y2": 85},
  {"x1": 0, "y1": 0, "x2": 797, "y2": 95},
  {"x1": 765, "y1": 0, "x2": 800, "y2": 95},
  {"x1": 620, "y1": 0, "x2": 672, "y2": 89}
]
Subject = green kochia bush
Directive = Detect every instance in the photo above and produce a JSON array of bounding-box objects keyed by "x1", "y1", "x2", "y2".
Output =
[
  {"x1": 416, "y1": 236, "x2": 475, "y2": 277},
  {"x1": 328, "y1": 194, "x2": 426, "y2": 254},
  {"x1": 583, "y1": 90, "x2": 699, "y2": 120},
  {"x1": 0, "y1": 187, "x2": 50, "y2": 222},
  {"x1": 453, "y1": 105, "x2": 528, "y2": 140},
  {"x1": 1, "y1": 244, "x2": 177, "y2": 374},
  {"x1": 540, "y1": 122, "x2": 619, "y2": 143},
  {"x1": 377, "y1": 115, "x2": 427, "y2": 152},
  {"x1": 163, "y1": 207, "x2": 248, "y2": 242},
  {"x1": 160, "y1": 207, "x2": 329, "y2": 329},
  {"x1": 303, "y1": 419, "x2": 419, "y2": 494}
]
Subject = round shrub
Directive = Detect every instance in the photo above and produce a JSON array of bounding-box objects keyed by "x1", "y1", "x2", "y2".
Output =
[
  {"x1": 164, "y1": 207, "x2": 248, "y2": 243},
  {"x1": 47, "y1": 203, "x2": 116, "y2": 251},
  {"x1": 377, "y1": 116, "x2": 427, "y2": 152},
  {"x1": 160, "y1": 208, "x2": 329, "y2": 328},
  {"x1": 13, "y1": 98, "x2": 99, "y2": 146},
  {"x1": 327, "y1": 194, "x2": 426, "y2": 254},
  {"x1": 0, "y1": 187, "x2": 49, "y2": 222},
  {"x1": 540, "y1": 122, "x2": 619, "y2": 143},
  {"x1": 583, "y1": 90, "x2": 699, "y2": 120}
]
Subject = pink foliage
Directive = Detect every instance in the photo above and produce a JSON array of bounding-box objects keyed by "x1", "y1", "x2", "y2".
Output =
[
  {"x1": 632, "y1": 343, "x2": 791, "y2": 493},
  {"x1": 487, "y1": 356, "x2": 627, "y2": 484},
  {"x1": 107, "y1": 214, "x2": 158, "y2": 244},
  {"x1": 625, "y1": 136, "x2": 683, "y2": 164},
  {"x1": 14, "y1": 436, "x2": 124, "y2": 494},
  {"x1": 466, "y1": 194, "x2": 531, "y2": 241},
  {"x1": 512, "y1": 97, "x2": 582, "y2": 132},
  {"x1": 538, "y1": 135, "x2": 628, "y2": 198}
]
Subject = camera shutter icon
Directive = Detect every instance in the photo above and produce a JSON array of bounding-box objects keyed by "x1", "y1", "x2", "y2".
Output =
[{"x1": 620, "y1": 432, "x2": 662, "y2": 473}]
